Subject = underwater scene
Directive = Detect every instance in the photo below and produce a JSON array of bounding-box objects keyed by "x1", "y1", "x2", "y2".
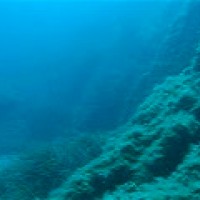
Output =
[{"x1": 0, "y1": 0, "x2": 200, "y2": 199}]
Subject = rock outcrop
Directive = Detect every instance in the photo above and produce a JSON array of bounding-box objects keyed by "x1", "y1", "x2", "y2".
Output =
[
  {"x1": 47, "y1": 67, "x2": 200, "y2": 199},
  {"x1": 46, "y1": 1, "x2": 200, "y2": 199}
]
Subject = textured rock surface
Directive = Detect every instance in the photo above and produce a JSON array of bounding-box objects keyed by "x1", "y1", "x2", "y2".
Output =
[{"x1": 47, "y1": 67, "x2": 200, "y2": 199}]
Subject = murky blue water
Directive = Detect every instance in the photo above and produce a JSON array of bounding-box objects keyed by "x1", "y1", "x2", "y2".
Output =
[
  {"x1": 0, "y1": 0, "x2": 188, "y2": 199},
  {"x1": 0, "y1": 0, "x2": 174, "y2": 153}
]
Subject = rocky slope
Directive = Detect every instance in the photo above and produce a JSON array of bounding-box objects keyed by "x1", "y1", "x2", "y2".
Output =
[
  {"x1": 47, "y1": 64, "x2": 200, "y2": 200},
  {"x1": 45, "y1": 1, "x2": 200, "y2": 199}
]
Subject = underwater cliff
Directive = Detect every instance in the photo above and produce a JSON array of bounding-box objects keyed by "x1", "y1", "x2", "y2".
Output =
[{"x1": 0, "y1": 0, "x2": 200, "y2": 200}]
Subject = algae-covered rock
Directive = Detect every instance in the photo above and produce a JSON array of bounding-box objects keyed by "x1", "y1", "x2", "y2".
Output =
[
  {"x1": 47, "y1": 68, "x2": 200, "y2": 199},
  {"x1": 46, "y1": 1, "x2": 200, "y2": 199}
]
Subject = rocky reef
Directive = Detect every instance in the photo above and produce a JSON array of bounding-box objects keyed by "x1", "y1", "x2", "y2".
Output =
[
  {"x1": 47, "y1": 66, "x2": 200, "y2": 200},
  {"x1": 45, "y1": 1, "x2": 200, "y2": 199},
  {"x1": 1, "y1": 0, "x2": 200, "y2": 199}
]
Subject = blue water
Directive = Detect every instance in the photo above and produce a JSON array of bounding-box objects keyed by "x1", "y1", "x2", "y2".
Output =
[
  {"x1": 0, "y1": 0, "x2": 175, "y2": 155},
  {"x1": 0, "y1": 1, "x2": 189, "y2": 199}
]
